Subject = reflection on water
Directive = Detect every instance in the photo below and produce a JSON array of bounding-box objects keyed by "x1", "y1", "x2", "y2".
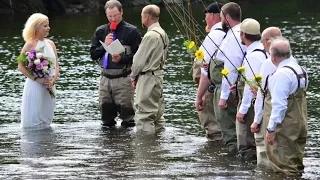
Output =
[{"x1": 0, "y1": 1, "x2": 320, "y2": 179}]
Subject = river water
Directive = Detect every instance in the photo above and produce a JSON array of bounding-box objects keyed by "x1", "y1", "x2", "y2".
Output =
[{"x1": 0, "y1": 1, "x2": 319, "y2": 179}]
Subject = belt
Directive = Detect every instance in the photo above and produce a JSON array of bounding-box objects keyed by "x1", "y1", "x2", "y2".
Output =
[
  {"x1": 140, "y1": 71, "x2": 154, "y2": 75},
  {"x1": 102, "y1": 69, "x2": 131, "y2": 79},
  {"x1": 140, "y1": 70, "x2": 163, "y2": 76}
]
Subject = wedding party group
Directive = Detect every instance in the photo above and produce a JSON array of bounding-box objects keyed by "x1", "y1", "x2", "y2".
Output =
[{"x1": 17, "y1": 0, "x2": 307, "y2": 177}]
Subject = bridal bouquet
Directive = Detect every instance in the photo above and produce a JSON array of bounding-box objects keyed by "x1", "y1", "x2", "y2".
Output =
[{"x1": 17, "y1": 46, "x2": 55, "y2": 98}]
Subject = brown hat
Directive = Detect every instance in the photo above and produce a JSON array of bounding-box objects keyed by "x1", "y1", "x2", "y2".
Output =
[{"x1": 240, "y1": 18, "x2": 260, "y2": 35}]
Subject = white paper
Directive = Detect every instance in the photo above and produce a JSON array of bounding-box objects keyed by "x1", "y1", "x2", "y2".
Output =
[{"x1": 99, "y1": 39, "x2": 125, "y2": 55}]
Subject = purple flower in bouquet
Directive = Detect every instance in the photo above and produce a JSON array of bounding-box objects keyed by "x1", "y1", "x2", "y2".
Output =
[
  {"x1": 42, "y1": 60, "x2": 49, "y2": 66},
  {"x1": 28, "y1": 62, "x2": 35, "y2": 69},
  {"x1": 27, "y1": 53, "x2": 35, "y2": 60},
  {"x1": 27, "y1": 50, "x2": 36, "y2": 60},
  {"x1": 36, "y1": 63, "x2": 44, "y2": 70},
  {"x1": 17, "y1": 47, "x2": 56, "y2": 98}
]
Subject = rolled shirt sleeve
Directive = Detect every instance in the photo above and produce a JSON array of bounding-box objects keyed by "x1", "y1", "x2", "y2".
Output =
[
  {"x1": 239, "y1": 54, "x2": 263, "y2": 114},
  {"x1": 216, "y1": 25, "x2": 246, "y2": 100},
  {"x1": 253, "y1": 58, "x2": 276, "y2": 124},
  {"x1": 200, "y1": 27, "x2": 225, "y2": 77},
  {"x1": 267, "y1": 71, "x2": 290, "y2": 131}
]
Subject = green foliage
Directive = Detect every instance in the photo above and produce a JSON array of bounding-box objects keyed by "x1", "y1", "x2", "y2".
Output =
[{"x1": 16, "y1": 54, "x2": 28, "y2": 66}]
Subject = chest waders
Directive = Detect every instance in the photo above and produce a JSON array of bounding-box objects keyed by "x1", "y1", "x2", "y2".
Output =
[{"x1": 264, "y1": 65, "x2": 308, "y2": 175}]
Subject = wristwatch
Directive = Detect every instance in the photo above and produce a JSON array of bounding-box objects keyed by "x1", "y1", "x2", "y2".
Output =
[
  {"x1": 266, "y1": 128, "x2": 274, "y2": 133},
  {"x1": 32, "y1": 76, "x2": 38, "y2": 81}
]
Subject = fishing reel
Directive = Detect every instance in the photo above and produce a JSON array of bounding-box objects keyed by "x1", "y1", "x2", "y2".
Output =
[
  {"x1": 208, "y1": 83, "x2": 216, "y2": 93},
  {"x1": 232, "y1": 97, "x2": 239, "y2": 106}
]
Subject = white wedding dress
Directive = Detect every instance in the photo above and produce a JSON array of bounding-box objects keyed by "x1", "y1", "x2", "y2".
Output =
[{"x1": 21, "y1": 39, "x2": 56, "y2": 129}]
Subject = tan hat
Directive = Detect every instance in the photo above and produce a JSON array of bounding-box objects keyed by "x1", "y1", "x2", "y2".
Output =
[{"x1": 240, "y1": 18, "x2": 260, "y2": 35}]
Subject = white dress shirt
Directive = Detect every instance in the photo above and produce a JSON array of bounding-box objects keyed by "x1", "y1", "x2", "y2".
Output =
[
  {"x1": 267, "y1": 57, "x2": 308, "y2": 131},
  {"x1": 238, "y1": 41, "x2": 267, "y2": 115},
  {"x1": 253, "y1": 55, "x2": 276, "y2": 124},
  {"x1": 200, "y1": 22, "x2": 226, "y2": 76},
  {"x1": 215, "y1": 24, "x2": 247, "y2": 100}
]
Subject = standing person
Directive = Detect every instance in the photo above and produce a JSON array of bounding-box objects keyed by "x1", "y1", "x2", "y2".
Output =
[
  {"x1": 250, "y1": 27, "x2": 281, "y2": 168},
  {"x1": 265, "y1": 37, "x2": 308, "y2": 175},
  {"x1": 236, "y1": 18, "x2": 267, "y2": 158},
  {"x1": 130, "y1": 4, "x2": 169, "y2": 134},
  {"x1": 18, "y1": 13, "x2": 59, "y2": 129},
  {"x1": 90, "y1": 0, "x2": 142, "y2": 128},
  {"x1": 208, "y1": 2, "x2": 246, "y2": 154},
  {"x1": 194, "y1": 2, "x2": 225, "y2": 142}
]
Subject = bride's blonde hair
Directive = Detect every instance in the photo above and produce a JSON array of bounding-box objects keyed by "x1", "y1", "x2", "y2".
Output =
[{"x1": 22, "y1": 13, "x2": 48, "y2": 42}]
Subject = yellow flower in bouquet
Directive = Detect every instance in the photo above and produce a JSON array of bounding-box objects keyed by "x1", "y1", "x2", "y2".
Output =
[{"x1": 195, "y1": 49, "x2": 204, "y2": 60}]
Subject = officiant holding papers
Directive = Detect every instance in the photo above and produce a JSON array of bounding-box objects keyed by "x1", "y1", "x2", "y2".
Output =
[{"x1": 90, "y1": 0, "x2": 142, "y2": 128}]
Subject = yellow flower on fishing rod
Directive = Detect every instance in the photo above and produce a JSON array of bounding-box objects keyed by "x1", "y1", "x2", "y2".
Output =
[
  {"x1": 237, "y1": 66, "x2": 245, "y2": 73},
  {"x1": 221, "y1": 68, "x2": 229, "y2": 76},
  {"x1": 188, "y1": 41, "x2": 195, "y2": 50},
  {"x1": 195, "y1": 49, "x2": 204, "y2": 60},
  {"x1": 221, "y1": 68, "x2": 232, "y2": 86},
  {"x1": 254, "y1": 74, "x2": 262, "y2": 83}
]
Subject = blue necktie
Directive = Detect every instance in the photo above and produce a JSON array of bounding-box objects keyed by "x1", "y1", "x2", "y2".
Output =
[
  {"x1": 241, "y1": 52, "x2": 247, "y2": 65},
  {"x1": 102, "y1": 32, "x2": 117, "y2": 69}
]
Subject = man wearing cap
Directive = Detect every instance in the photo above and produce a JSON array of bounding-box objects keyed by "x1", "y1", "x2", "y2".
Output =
[
  {"x1": 208, "y1": 2, "x2": 246, "y2": 154},
  {"x1": 194, "y1": 2, "x2": 225, "y2": 142},
  {"x1": 265, "y1": 37, "x2": 308, "y2": 175},
  {"x1": 236, "y1": 18, "x2": 267, "y2": 159},
  {"x1": 250, "y1": 27, "x2": 282, "y2": 168}
]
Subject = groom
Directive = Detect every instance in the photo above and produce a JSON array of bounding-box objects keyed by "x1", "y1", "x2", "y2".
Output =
[{"x1": 90, "y1": 0, "x2": 142, "y2": 128}]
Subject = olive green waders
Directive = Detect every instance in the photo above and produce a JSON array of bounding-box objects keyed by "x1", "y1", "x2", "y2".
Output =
[
  {"x1": 265, "y1": 69, "x2": 308, "y2": 175},
  {"x1": 193, "y1": 60, "x2": 222, "y2": 141},
  {"x1": 99, "y1": 69, "x2": 135, "y2": 127},
  {"x1": 209, "y1": 58, "x2": 237, "y2": 153},
  {"x1": 135, "y1": 70, "x2": 165, "y2": 134},
  {"x1": 236, "y1": 80, "x2": 256, "y2": 157},
  {"x1": 255, "y1": 88, "x2": 271, "y2": 168}
]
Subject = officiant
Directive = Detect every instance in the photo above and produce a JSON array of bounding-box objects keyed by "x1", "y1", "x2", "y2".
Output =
[{"x1": 90, "y1": 0, "x2": 142, "y2": 128}]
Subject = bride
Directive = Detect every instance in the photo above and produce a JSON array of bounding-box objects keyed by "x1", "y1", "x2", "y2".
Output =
[{"x1": 18, "y1": 13, "x2": 60, "y2": 129}]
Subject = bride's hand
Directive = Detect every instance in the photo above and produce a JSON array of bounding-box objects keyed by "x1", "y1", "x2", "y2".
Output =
[
  {"x1": 36, "y1": 78, "x2": 49, "y2": 85},
  {"x1": 47, "y1": 79, "x2": 55, "y2": 90}
]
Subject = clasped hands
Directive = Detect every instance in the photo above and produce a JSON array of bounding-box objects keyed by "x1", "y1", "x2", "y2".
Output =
[
  {"x1": 36, "y1": 78, "x2": 55, "y2": 90},
  {"x1": 105, "y1": 33, "x2": 121, "y2": 63}
]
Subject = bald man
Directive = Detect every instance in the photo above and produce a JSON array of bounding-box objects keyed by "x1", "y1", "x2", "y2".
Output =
[
  {"x1": 264, "y1": 37, "x2": 308, "y2": 175},
  {"x1": 250, "y1": 27, "x2": 281, "y2": 168},
  {"x1": 130, "y1": 5, "x2": 169, "y2": 134}
]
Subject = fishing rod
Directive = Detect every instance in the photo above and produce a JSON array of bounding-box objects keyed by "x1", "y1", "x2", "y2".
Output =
[
  {"x1": 163, "y1": 0, "x2": 217, "y2": 61},
  {"x1": 168, "y1": 0, "x2": 240, "y2": 71},
  {"x1": 213, "y1": 0, "x2": 261, "y2": 87}
]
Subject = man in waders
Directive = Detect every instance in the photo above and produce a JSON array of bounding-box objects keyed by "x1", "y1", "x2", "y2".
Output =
[
  {"x1": 90, "y1": 0, "x2": 142, "y2": 128},
  {"x1": 130, "y1": 4, "x2": 169, "y2": 134},
  {"x1": 208, "y1": 2, "x2": 246, "y2": 154},
  {"x1": 236, "y1": 18, "x2": 267, "y2": 159},
  {"x1": 250, "y1": 27, "x2": 282, "y2": 168},
  {"x1": 194, "y1": 2, "x2": 225, "y2": 142},
  {"x1": 265, "y1": 37, "x2": 308, "y2": 175}
]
